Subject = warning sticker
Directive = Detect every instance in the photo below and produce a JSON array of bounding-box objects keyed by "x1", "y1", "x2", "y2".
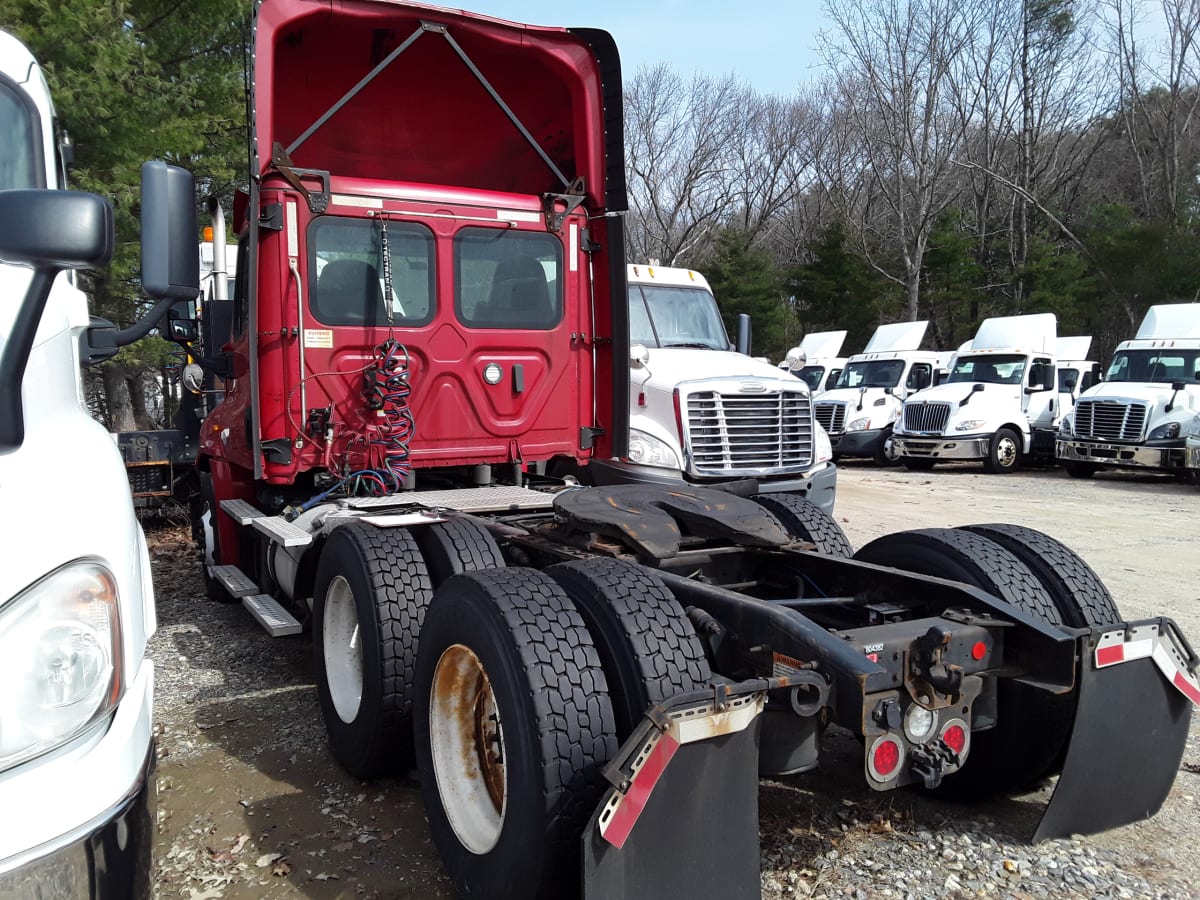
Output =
[
  {"x1": 772, "y1": 651, "x2": 806, "y2": 678},
  {"x1": 304, "y1": 329, "x2": 333, "y2": 349}
]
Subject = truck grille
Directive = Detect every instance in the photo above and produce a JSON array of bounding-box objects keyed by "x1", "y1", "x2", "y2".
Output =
[
  {"x1": 814, "y1": 401, "x2": 846, "y2": 435},
  {"x1": 902, "y1": 401, "x2": 951, "y2": 434},
  {"x1": 684, "y1": 388, "x2": 814, "y2": 476},
  {"x1": 1073, "y1": 400, "x2": 1148, "y2": 442}
]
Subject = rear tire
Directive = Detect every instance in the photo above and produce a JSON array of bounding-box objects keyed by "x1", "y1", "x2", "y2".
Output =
[
  {"x1": 415, "y1": 568, "x2": 616, "y2": 900},
  {"x1": 853, "y1": 527, "x2": 1073, "y2": 797},
  {"x1": 959, "y1": 524, "x2": 1120, "y2": 627},
  {"x1": 414, "y1": 517, "x2": 505, "y2": 587},
  {"x1": 901, "y1": 457, "x2": 936, "y2": 471},
  {"x1": 984, "y1": 427, "x2": 1022, "y2": 474},
  {"x1": 547, "y1": 558, "x2": 711, "y2": 739},
  {"x1": 312, "y1": 521, "x2": 432, "y2": 778},
  {"x1": 751, "y1": 492, "x2": 853, "y2": 558}
]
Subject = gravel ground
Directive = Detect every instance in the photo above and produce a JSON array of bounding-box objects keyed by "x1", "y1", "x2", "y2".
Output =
[{"x1": 146, "y1": 463, "x2": 1200, "y2": 899}]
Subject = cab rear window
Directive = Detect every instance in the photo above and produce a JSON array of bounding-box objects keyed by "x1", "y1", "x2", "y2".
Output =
[
  {"x1": 309, "y1": 217, "x2": 435, "y2": 327},
  {"x1": 455, "y1": 228, "x2": 562, "y2": 330}
]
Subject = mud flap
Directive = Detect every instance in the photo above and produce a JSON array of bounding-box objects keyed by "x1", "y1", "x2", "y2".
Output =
[
  {"x1": 1035, "y1": 620, "x2": 1197, "y2": 842},
  {"x1": 581, "y1": 687, "x2": 768, "y2": 899}
]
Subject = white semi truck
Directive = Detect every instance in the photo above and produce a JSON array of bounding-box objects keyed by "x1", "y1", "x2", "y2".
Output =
[
  {"x1": 0, "y1": 31, "x2": 197, "y2": 896},
  {"x1": 1057, "y1": 303, "x2": 1200, "y2": 478},
  {"x1": 599, "y1": 264, "x2": 836, "y2": 511},
  {"x1": 812, "y1": 321, "x2": 951, "y2": 465},
  {"x1": 892, "y1": 313, "x2": 1086, "y2": 473},
  {"x1": 783, "y1": 330, "x2": 848, "y2": 395}
]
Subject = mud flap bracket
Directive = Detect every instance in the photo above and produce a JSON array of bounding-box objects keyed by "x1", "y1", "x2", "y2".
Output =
[
  {"x1": 582, "y1": 682, "x2": 774, "y2": 899},
  {"x1": 1035, "y1": 619, "x2": 1196, "y2": 842}
]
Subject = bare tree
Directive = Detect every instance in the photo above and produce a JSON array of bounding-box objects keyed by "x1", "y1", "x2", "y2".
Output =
[
  {"x1": 820, "y1": 0, "x2": 978, "y2": 320},
  {"x1": 1104, "y1": 0, "x2": 1200, "y2": 226},
  {"x1": 624, "y1": 65, "x2": 750, "y2": 264}
]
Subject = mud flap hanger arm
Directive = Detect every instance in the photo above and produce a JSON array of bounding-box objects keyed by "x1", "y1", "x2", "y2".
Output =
[{"x1": 282, "y1": 20, "x2": 575, "y2": 201}]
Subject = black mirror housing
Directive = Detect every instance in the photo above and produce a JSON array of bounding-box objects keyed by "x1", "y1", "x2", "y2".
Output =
[
  {"x1": 0, "y1": 190, "x2": 113, "y2": 269},
  {"x1": 141, "y1": 160, "x2": 200, "y2": 300}
]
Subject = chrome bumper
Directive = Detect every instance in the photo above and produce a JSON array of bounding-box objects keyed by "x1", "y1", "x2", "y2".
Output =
[
  {"x1": 892, "y1": 435, "x2": 989, "y2": 461},
  {"x1": 1056, "y1": 439, "x2": 1185, "y2": 469},
  {"x1": 1186, "y1": 444, "x2": 1200, "y2": 469}
]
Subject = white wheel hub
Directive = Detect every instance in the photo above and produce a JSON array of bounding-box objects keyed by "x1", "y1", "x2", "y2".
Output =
[
  {"x1": 322, "y1": 575, "x2": 363, "y2": 723},
  {"x1": 429, "y1": 643, "x2": 507, "y2": 855}
]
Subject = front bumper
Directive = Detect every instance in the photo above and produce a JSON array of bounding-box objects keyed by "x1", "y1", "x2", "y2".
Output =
[
  {"x1": 587, "y1": 459, "x2": 838, "y2": 514},
  {"x1": 0, "y1": 743, "x2": 154, "y2": 899},
  {"x1": 830, "y1": 428, "x2": 886, "y2": 458},
  {"x1": 1057, "y1": 439, "x2": 1185, "y2": 470},
  {"x1": 892, "y1": 435, "x2": 989, "y2": 461}
]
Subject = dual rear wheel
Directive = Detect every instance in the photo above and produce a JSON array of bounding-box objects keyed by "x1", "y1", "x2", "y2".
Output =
[{"x1": 311, "y1": 518, "x2": 710, "y2": 898}]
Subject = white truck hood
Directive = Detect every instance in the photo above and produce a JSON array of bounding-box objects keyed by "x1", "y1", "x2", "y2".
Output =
[
  {"x1": 900, "y1": 381, "x2": 1024, "y2": 432},
  {"x1": 635, "y1": 347, "x2": 793, "y2": 391},
  {"x1": 816, "y1": 387, "x2": 903, "y2": 431}
]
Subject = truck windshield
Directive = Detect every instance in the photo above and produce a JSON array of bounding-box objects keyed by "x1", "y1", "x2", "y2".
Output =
[
  {"x1": 1105, "y1": 349, "x2": 1200, "y2": 383},
  {"x1": 793, "y1": 366, "x2": 826, "y2": 391},
  {"x1": 947, "y1": 354, "x2": 1027, "y2": 385},
  {"x1": 0, "y1": 81, "x2": 41, "y2": 189},
  {"x1": 835, "y1": 359, "x2": 905, "y2": 389},
  {"x1": 629, "y1": 284, "x2": 729, "y2": 350}
]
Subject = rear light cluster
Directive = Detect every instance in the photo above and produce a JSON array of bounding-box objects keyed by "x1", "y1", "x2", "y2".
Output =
[{"x1": 866, "y1": 709, "x2": 971, "y2": 786}]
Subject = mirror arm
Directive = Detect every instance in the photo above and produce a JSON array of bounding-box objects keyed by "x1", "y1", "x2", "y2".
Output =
[
  {"x1": 0, "y1": 268, "x2": 57, "y2": 451},
  {"x1": 80, "y1": 295, "x2": 184, "y2": 367}
]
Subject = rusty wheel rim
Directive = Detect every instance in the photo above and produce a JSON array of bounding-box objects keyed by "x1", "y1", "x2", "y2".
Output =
[{"x1": 429, "y1": 643, "x2": 507, "y2": 854}]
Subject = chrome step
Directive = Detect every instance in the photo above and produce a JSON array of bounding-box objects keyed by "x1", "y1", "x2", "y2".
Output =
[
  {"x1": 212, "y1": 565, "x2": 259, "y2": 598},
  {"x1": 243, "y1": 594, "x2": 303, "y2": 637},
  {"x1": 220, "y1": 498, "x2": 264, "y2": 525},
  {"x1": 251, "y1": 515, "x2": 313, "y2": 547}
]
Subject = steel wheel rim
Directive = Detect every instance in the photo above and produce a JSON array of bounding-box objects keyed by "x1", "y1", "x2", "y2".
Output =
[
  {"x1": 883, "y1": 435, "x2": 900, "y2": 462},
  {"x1": 429, "y1": 643, "x2": 507, "y2": 854},
  {"x1": 323, "y1": 575, "x2": 363, "y2": 723},
  {"x1": 201, "y1": 507, "x2": 216, "y2": 567},
  {"x1": 996, "y1": 436, "x2": 1019, "y2": 468}
]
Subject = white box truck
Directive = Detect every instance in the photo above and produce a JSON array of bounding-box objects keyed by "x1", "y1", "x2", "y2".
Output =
[
  {"x1": 812, "y1": 321, "x2": 951, "y2": 465},
  {"x1": 892, "y1": 313, "x2": 1085, "y2": 473},
  {"x1": 1057, "y1": 303, "x2": 1200, "y2": 478},
  {"x1": 782, "y1": 330, "x2": 847, "y2": 395},
  {"x1": 591, "y1": 263, "x2": 836, "y2": 511},
  {"x1": 0, "y1": 31, "x2": 197, "y2": 896}
]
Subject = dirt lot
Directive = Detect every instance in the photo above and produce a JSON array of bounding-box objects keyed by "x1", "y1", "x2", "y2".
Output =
[{"x1": 147, "y1": 463, "x2": 1200, "y2": 899}]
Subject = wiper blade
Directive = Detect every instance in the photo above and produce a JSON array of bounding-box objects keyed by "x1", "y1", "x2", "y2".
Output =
[{"x1": 666, "y1": 342, "x2": 718, "y2": 350}]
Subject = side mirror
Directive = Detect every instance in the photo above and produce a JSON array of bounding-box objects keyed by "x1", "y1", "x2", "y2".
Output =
[
  {"x1": 736, "y1": 314, "x2": 752, "y2": 356},
  {"x1": 141, "y1": 160, "x2": 200, "y2": 300},
  {"x1": 166, "y1": 299, "x2": 199, "y2": 344},
  {"x1": 0, "y1": 190, "x2": 116, "y2": 451},
  {"x1": 972, "y1": 383, "x2": 985, "y2": 393}
]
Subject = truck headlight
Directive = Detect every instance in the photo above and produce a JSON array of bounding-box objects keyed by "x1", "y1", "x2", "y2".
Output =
[
  {"x1": 1059, "y1": 415, "x2": 1074, "y2": 437},
  {"x1": 954, "y1": 419, "x2": 987, "y2": 432},
  {"x1": 1149, "y1": 422, "x2": 1181, "y2": 441},
  {"x1": 627, "y1": 429, "x2": 682, "y2": 469},
  {"x1": 845, "y1": 417, "x2": 872, "y2": 432},
  {"x1": 0, "y1": 561, "x2": 122, "y2": 772},
  {"x1": 815, "y1": 426, "x2": 833, "y2": 464}
]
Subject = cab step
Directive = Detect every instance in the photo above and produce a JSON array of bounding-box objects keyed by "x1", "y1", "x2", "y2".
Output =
[
  {"x1": 243, "y1": 593, "x2": 303, "y2": 637},
  {"x1": 218, "y1": 498, "x2": 313, "y2": 547},
  {"x1": 211, "y1": 565, "x2": 259, "y2": 598}
]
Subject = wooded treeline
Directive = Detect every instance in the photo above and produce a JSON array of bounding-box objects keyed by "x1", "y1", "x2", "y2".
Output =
[
  {"x1": 3, "y1": 0, "x2": 1198, "y2": 428},
  {"x1": 629, "y1": 0, "x2": 1200, "y2": 364}
]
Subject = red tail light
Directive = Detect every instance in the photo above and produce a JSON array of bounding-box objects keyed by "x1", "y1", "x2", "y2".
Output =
[
  {"x1": 867, "y1": 734, "x2": 904, "y2": 782},
  {"x1": 940, "y1": 720, "x2": 967, "y2": 755}
]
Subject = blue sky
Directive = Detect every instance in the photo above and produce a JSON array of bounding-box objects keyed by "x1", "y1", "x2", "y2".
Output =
[{"x1": 452, "y1": 1, "x2": 831, "y2": 96}]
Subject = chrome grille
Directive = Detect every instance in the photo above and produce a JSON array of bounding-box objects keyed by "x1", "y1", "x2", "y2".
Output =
[
  {"x1": 684, "y1": 388, "x2": 814, "y2": 476},
  {"x1": 814, "y1": 401, "x2": 846, "y2": 435},
  {"x1": 1074, "y1": 400, "x2": 1148, "y2": 442},
  {"x1": 902, "y1": 401, "x2": 952, "y2": 434}
]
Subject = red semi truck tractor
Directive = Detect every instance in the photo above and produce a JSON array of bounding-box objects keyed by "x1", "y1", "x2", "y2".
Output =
[{"x1": 170, "y1": 1, "x2": 1200, "y2": 897}]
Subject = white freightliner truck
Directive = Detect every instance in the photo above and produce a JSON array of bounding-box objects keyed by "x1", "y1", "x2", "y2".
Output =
[
  {"x1": 1057, "y1": 303, "x2": 1200, "y2": 478},
  {"x1": 813, "y1": 321, "x2": 951, "y2": 466},
  {"x1": 0, "y1": 31, "x2": 197, "y2": 897},
  {"x1": 892, "y1": 313, "x2": 1087, "y2": 473},
  {"x1": 600, "y1": 263, "x2": 836, "y2": 512},
  {"x1": 782, "y1": 330, "x2": 848, "y2": 395}
]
